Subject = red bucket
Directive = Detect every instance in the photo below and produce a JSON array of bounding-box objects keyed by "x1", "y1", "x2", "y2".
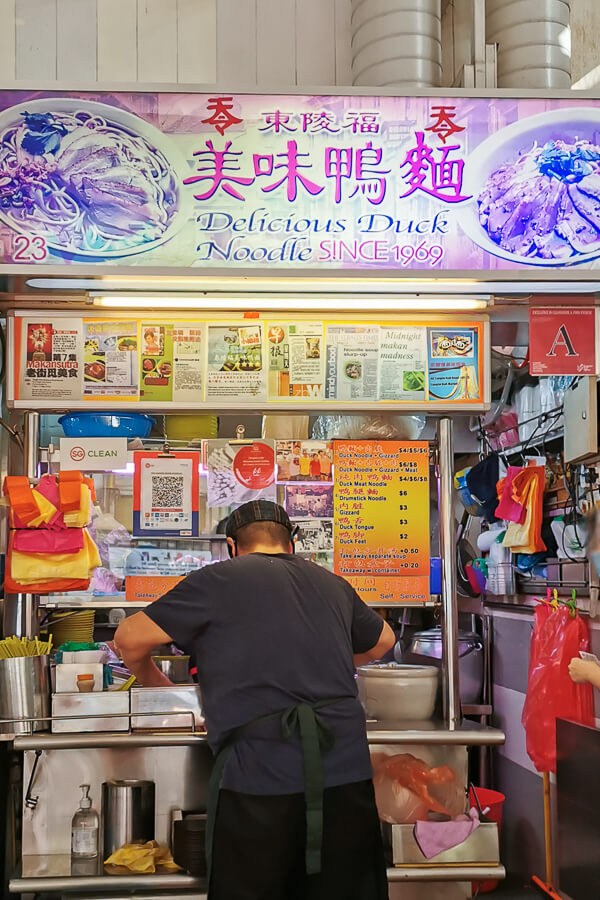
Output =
[{"x1": 470, "y1": 786, "x2": 505, "y2": 893}]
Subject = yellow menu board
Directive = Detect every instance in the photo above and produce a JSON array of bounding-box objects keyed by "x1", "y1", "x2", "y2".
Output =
[{"x1": 334, "y1": 440, "x2": 430, "y2": 604}]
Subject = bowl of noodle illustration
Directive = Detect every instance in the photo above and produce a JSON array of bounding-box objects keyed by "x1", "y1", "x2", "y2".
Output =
[
  {"x1": 461, "y1": 107, "x2": 600, "y2": 266},
  {"x1": 0, "y1": 98, "x2": 191, "y2": 258}
]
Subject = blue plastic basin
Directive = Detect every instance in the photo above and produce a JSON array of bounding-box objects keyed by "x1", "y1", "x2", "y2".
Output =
[{"x1": 59, "y1": 413, "x2": 155, "y2": 439}]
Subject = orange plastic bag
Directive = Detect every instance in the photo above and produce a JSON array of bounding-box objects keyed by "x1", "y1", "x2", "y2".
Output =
[
  {"x1": 371, "y1": 752, "x2": 464, "y2": 824},
  {"x1": 522, "y1": 605, "x2": 594, "y2": 773}
]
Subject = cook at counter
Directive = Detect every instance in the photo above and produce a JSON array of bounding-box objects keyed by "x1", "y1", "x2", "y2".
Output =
[{"x1": 114, "y1": 499, "x2": 394, "y2": 900}]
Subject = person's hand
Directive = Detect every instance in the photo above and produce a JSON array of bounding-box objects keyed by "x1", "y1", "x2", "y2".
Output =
[{"x1": 568, "y1": 657, "x2": 598, "y2": 684}]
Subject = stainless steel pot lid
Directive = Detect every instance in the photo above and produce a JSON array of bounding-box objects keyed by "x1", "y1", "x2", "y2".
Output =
[{"x1": 356, "y1": 663, "x2": 438, "y2": 677}]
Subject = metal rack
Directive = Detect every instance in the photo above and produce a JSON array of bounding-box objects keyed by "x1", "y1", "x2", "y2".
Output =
[{"x1": 3, "y1": 415, "x2": 506, "y2": 896}]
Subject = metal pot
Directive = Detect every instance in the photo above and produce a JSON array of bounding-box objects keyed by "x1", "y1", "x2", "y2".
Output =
[
  {"x1": 395, "y1": 627, "x2": 484, "y2": 705},
  {"x1": 0, "y1": 656, "x2": 50, "y2": 734},
  {"x1": 151, "y1": 656, "x2": 191, "y2": 684},
  {"x1": 356, "y1": 663, "x2": 438, "y2": 721},
  {"x1": 102, "y1": 779, "x2": 155, "y2": 857}
]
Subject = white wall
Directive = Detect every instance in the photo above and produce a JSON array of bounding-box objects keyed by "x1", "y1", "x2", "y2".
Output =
[{"x1": 0, "y1": 0, "x2": 353, "y2": 86}]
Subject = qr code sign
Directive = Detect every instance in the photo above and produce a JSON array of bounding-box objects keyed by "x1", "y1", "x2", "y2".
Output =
[{"x1": 151, "y1": 474, "x2": 184, "y2": 510}]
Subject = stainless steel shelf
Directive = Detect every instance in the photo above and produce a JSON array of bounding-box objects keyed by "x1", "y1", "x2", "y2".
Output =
[
  {"x1": 367, "y1": 720, "x2": 505, "y2": 746},
  {"x1": 40, "y1": 595, "x2": 145, "y2": 609},
  {"x1": 387, "y1": 864, "x2": 506, "y2": 882},
  {"x1": 14, "y1": 731, "x2": 209, "y2": 751},
  {"x1": 14, "y1": 719, "x2": 504, "y2": 751},
  {"x1": 10, "y1": 871, "x2": 204, "y2": 894},
  {"x1": 9, "y1": 866, "x2": 506, "y2": 893}
]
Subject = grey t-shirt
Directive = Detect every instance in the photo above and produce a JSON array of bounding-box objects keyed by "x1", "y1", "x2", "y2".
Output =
[{"x1": 145, "y1": 552, "x2": 384, "y2": 795}]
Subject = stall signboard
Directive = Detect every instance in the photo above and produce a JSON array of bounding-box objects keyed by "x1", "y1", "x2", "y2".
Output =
[
  {"x1": 0, "y1": 92, "x2": 600, "y2": 273},
  {"x1": 59, "y1": 437, "x2": 128, "y2": 471},
  {"x1": 333, "y1": 440, "x2": 430, "y2": 604},
  {"x1": 9, "y1": 312, "x2": 489, "y2": 411},
  {"x1": 529, "y1": 307, "x2": 598, "y2": 376},
  {"x1": 133, "y1": 450, "x2": 200, "y2": 537}
]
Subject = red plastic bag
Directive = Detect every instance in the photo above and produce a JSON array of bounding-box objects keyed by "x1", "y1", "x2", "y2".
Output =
[{"x1": 522, "y1": 606, "x2": 594, "y2": 773}]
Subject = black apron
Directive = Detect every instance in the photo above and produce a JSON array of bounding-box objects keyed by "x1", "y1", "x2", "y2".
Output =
[{"x1": 205, "y1": 697, "x2": 347, "y2": 882}]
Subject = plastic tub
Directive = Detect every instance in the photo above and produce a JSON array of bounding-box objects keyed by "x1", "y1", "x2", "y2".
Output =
[
  {"x1": 165, "y1": 415, "x2": 218, "y2": 441},
  {"x1": 470, "y1": 786, "x2": 505, "y2": 893},
  {"x1": 59, "y1": 412, "x2": 155, "y2": 438}
]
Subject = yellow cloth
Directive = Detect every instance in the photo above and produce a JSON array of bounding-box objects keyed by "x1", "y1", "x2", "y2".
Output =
[
  {"x1": 104, "y1": 841, "x2": 180, "y2": 874},
  {"x1": 299, "y1": 456, "x2": 311, "y2": 476},
  {"x1": 63, "y1": 484, "x2": 91, "y2": 527},
  {"x1": 11, "y1": 529, "x2": 100, "y2": 583}
]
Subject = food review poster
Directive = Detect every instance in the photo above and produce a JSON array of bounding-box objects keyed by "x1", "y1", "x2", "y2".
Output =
[
  {"x1": 10, "y1": 313, "x2": 487, "y2": 411},
  {"x1": 0, "y1": 91, "x2": 599, "y2": 272}
]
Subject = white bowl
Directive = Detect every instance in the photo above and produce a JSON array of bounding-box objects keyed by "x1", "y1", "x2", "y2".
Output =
[
  {"x1": 461, "y1": 106, "x2": 600, "y2": 267},
  {"x1": 0, "y1": 97, "x2": 192, "y2": 259},
  {"x1": 356, "y1": 663, "x2": 438, "y2": 722}
]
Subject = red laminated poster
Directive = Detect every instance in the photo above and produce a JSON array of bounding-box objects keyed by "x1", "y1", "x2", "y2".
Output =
[{"x1": 529, "y1": 308, "x2": 597, "y2": 376}]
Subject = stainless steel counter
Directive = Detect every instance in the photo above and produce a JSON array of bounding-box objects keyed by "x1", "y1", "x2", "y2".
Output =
[
  {"x1": 9, "y1": 855, "x2": 505, "y2": 893},
  {"x1": 14, "y1": 719, "x2": 504, "y2": 751}
]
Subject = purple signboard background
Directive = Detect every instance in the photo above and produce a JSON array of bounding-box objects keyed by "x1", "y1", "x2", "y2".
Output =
[{"x1": 0, "y1": 90, "x2": 600, "y2": 271}]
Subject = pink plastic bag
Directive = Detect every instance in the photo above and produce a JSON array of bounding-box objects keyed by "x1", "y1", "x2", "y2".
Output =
[{"x1": 522, "y1": 605, "x2": 595, "y2": 773}]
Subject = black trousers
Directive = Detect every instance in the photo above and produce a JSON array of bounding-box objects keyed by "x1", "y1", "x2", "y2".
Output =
[{"x1": 209, "y1": 779, "x2": 389, "y2": 900}]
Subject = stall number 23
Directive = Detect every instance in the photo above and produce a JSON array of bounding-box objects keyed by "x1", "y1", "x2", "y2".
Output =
[{"x1": 13, "y1": 235, "x2": 48, "y2": 262}]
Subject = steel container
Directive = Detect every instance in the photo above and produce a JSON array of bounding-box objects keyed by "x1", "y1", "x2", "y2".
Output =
[
  {"x1": 397, "y1": 627, "x2": 484, "y2": 705},
  {"x1": 151, "y1": 656, "x2": 191, "y2": 684},
  {"x1": 356, "y1": 663, "x2": 438, "y2": 721},
  {"x1": 102, "y1": 779, "x2": 155, "y2": 857},
  {"x1": 0, "y1": 656, "x2": 50, "y2": 734}
]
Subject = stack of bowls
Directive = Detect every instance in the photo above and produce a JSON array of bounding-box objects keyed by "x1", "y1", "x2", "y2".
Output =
[{"x1": 173, "y1": 814, "x2": 207, "y2": 877}]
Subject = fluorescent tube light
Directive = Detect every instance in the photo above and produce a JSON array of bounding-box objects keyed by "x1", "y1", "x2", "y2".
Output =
[{"x1": 91, "y1": 294, "x2": 490, "y2": 312}]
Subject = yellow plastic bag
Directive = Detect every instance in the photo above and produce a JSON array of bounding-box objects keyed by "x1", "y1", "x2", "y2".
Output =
[
  {"x1": 11, "y1": 529, "x2": 100, "y2": 583},
  {"x1": 104, "y1": 841, "x2": 181, "y2": 874}
]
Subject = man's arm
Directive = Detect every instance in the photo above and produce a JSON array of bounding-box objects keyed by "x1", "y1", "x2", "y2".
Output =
[
  {"x1": 114, "y1": 611, "x2": 175, "y2": 687},
  {"x1": 354, "y1": 619, "x2": 395, "y2": 667}
]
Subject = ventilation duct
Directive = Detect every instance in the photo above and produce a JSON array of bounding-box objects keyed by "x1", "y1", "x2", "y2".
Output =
[
  {"x1": 486, "y1": 0, "x2": 570, "y2": 88},
  {"x1": 351, "y1": 0, "x2": 442, "y2": 88}
]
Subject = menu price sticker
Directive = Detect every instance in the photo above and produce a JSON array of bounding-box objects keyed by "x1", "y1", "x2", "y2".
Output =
[{"x1": 333, "y1": 440, "x2": 430, "y2": 604}]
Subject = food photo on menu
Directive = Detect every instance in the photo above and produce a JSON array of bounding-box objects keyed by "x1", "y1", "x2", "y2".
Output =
[{"x1": 276, "y1": 440, "x2": 333, "y2": 483}]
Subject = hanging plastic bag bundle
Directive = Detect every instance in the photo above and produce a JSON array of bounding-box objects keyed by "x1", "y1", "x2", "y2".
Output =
[{"x1": 522, "y1": 605, "x2": 594, "y2": 773}]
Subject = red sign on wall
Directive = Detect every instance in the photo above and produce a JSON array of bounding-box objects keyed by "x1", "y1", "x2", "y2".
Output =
[{"x1": 529, "y1": 308, "x2": 597, "y2": 376}]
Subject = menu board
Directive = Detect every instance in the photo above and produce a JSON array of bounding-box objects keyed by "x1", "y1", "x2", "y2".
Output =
[
  {"x1": 9, "y1": 312, "x2": 488, "y2": 411},
  {"x1": 334, "y1": 440, "x2": 430, "y2": 604}
]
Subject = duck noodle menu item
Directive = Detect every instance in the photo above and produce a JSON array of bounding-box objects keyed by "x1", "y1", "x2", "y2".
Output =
[
  {"x1": 0, "y1": 103, "x2": 182, "y2": 256},
  {"x1": 83, "y1": 321, "x2": 138, "y2": 397},
  {"x1": 21, "y1": 318, "x2": 83, "y2": 402},
  {"x1": 206, "y1": 324, "x2": 266, "y2": 402},
  {"x1": 334, "y1": 441, "x2": 430, "y2": 604}
]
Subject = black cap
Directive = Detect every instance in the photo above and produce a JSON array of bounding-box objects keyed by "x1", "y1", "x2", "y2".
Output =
[{"x1": 225, "y1": 500, "x2": 293, "y2": 539}]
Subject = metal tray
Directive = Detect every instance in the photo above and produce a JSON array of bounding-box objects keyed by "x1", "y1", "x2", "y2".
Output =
[{"x1": 384, "y1": 821, "x2": 499, "y2": 866}]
